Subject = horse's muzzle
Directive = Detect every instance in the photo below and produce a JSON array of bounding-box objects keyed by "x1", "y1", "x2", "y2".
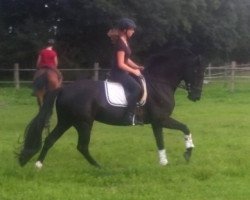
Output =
[{"x1": 187, "y1": 89, "x2": 202, "y2": 102}]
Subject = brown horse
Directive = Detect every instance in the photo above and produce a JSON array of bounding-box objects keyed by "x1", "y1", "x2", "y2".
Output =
[{"x1": 33, "y1": 68, "x2": 62, "y2": 108}]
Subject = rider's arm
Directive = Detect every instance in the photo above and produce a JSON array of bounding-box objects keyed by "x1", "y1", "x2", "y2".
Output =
[
  {"x1": 54, "y1": 56, "x2": 58, "y2": 68},
  {"x1": 117, "y1": 51, "x2": 141, "y2": 76},
  {"x1": 127, "y1": 58, "x2": 144, "y2": 70},
  {"x1": 36, "y1": 55, "x2": 41, "y2": 68}
]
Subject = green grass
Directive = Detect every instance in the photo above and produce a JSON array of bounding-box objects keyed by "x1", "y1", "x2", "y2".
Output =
[{"x1": 0, "y1": 82, "x2": 250, "y2": 200}]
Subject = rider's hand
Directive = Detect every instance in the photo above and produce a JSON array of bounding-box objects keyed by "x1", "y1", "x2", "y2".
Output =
[
  {"x1": 138, "y1": 66, "x2": 144, "y2": 70},
  {"x1": 133, "y1": 69, "x2": 142, "y2": 77}
]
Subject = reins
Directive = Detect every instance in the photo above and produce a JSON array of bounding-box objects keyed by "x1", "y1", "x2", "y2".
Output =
[{"x1": 143, "y1": 70, "x2": 188, "y2": 94}]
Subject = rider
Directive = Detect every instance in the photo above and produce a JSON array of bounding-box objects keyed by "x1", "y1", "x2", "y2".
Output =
[
  {"x1": 37, "y1": 39, "x2": 58, "y2": 69},
  {"x1": 35, "y1": 39, "x2": 62, "y2": 87},
  {"x1": 110, "y1": 18, "x2": 144, "y2": 125}
]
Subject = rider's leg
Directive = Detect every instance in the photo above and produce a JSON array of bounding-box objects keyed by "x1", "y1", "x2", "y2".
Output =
[
  {"x1": 110, "y1": 71, "x2": 142, "y2": 125},
  {"x1": 120, "y1": 74, "x2": 142, "y2": 125}
]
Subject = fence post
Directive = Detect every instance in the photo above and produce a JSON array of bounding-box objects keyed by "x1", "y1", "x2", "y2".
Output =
[
  {"x1": 230, "y1": 61, "x2": 236, "y2": 92},
  {"x1": 14, "y1": 63, "x2": 20, "y2": 89},
  {"x1": 93, "y1": 62, "x2": 100, "y2": 81},
  {"x1": 208, "y1": 63, "x2": 212, "y2": 79}
]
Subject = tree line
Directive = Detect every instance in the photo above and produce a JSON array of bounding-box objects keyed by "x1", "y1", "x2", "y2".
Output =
[{"x1": 0, "y1": 0, "x2": 250, "y2": 69}]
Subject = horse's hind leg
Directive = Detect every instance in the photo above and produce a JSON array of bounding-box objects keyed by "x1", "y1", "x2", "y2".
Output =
[
  {"x1": 35, "y1": 122, "x2": 71, "y2": 169},
  {"x1": 74, "y1": 122, "x2": 100, "y2": 168}
]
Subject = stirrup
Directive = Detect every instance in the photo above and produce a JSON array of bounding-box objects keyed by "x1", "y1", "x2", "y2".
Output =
[
  {"x1": 132, "y1": 115, "x2": 143, "y2": 126},
  {"x1": 124, "y1": 113, "x2": 143, "y2": 126}
]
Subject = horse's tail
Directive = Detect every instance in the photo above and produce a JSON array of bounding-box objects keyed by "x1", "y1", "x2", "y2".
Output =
[{"x1": 18, "y1": 89, "x2": 60, "y2": 166}]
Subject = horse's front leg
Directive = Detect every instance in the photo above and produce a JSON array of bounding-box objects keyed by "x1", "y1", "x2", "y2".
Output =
[
  {"x1": 151, "y1": 117, "x2": 195, "y2": 165},
  {"x1": 151, "y1": 124, "x2": 168, "y2": 165},
  {"x1": 162, "y1": 117, "x2": 194, "y2": 162}
]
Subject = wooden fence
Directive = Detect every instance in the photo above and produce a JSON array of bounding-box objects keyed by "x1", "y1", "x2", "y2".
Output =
[
  {"x1": 204, "y1": 61, "x2": 250, "y2": 92},
  {"x1": 0, "y1": 62, "x2": 109, "y2": 89},
  {"x1": 1, "y1": 61, "x2": 250, "y2": 92}
]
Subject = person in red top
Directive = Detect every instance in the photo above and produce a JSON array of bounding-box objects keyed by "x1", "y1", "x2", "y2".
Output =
[
  {"x1": 36, "y1": 39, "x2": 58, "y2": 69},
  {"x1": 33, "y1": 39, "x2": 62, "y2": 104}
]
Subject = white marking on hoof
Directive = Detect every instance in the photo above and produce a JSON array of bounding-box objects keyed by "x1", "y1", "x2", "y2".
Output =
[
  {"x1": 158, "y1": 149, "x2": 168, "y2": 166},
  {"x1": 35, "y1": 161, "x2": 43, "y2": 169},
  {"x1": 160, "y1": 158, "x2": 168, "y2": 166},
  {"x1": 185, "y1": 134, "x2": 195, "y2": 149}
]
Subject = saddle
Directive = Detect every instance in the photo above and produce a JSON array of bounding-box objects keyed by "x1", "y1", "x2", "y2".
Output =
[{"x1": 104, "y1": 76, "x2": 147, "y2": 107}]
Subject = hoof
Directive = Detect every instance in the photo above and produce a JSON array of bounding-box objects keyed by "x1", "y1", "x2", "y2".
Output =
[
  {"x1": 158, "y1": 149, "x2": 168, "y2": 166},
  {"x1": 35, "y1": 161, "x2": 43, "y2": 169},
  {"x1": 159, "y1": 159, "x2": 168, "y2": 166},
  {"x1": 183, "y1": 148, "x2": 193, "y2": 162}
]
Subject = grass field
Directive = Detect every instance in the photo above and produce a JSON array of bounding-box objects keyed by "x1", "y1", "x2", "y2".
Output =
[{"x1": 0, "y1": 82, "x2": 250, "y2": 200}]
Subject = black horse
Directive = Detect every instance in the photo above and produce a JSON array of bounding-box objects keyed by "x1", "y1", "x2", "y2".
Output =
[{"x1": 18, "y1": 48, "x2": 205, "y2": 168}]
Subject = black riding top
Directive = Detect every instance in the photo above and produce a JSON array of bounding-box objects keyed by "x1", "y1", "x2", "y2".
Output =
[{"x1": 111, "y1": 38, "x2": 131, "y2": 76}]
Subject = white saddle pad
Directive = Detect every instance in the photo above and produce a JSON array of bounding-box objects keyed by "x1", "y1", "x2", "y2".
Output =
[
  {"x1": 104, "y1": 78, "x2": 147, "y2": 107},
  {"x1": 104, "y1": 81, "x2": 128, "y2": 107}
]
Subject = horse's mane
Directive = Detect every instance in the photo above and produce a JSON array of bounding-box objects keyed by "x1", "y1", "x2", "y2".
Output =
[{"x1": 145, "y1": 48, "x2": 195, "y2": 70}]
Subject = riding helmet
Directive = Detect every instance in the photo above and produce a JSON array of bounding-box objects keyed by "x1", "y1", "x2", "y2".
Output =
[
  {"x1": 117, "y1": 18, "x2": 136, "y2": 30},
  {"x1": 47, "y1": 39, "x2": 55, "y2": 45}
]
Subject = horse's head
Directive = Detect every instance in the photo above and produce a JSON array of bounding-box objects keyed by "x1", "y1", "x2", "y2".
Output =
[
  {"x1": 145, "y1": 48, "x2": 206, "y2": 102},
  {"x1": 183, "y1": 55, "x2": 205, "y2": 102}
]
